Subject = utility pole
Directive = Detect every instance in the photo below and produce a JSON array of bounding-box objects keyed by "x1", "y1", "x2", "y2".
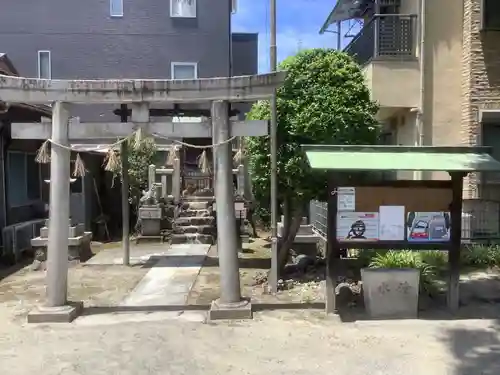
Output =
[
  {"x1": 269, "y1": 0, "x2": 278, "y2": 292},
  {"x1": 336, "y1": 21, "x2": 342, "y2": 50}
]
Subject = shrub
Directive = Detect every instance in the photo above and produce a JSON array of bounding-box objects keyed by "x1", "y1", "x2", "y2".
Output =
[
  {"x1": 419, "y1": 251, "x2": 447, "y2": 273},
  {"x1": 369, "y1": 250, "x2": 438, "y2": 296},
  {"x1": 356, "y1": 249, "x2": 386, "y2": 268},
  {"x1": 461, "y1": 244, "x2": 500, "y2": 268}
]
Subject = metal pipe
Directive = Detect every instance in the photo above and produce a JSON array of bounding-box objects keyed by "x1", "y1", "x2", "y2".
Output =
[
  {"x1": 269, "y1": 0, "x2": 279, "y2": 293},
  {"x1": 414, "y1": 0, "x2": 426, "y2": 180},
  {"x1": 120, "y1": 104, "x2": 130, "y2": 266},
  {"x1": 336, "y1": 21, "x2": 342, "y2": 50}
]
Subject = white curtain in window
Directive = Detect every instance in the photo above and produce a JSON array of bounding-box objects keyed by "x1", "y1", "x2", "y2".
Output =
[
  {"x1": 171, "y1": 0, "x2": 196, "y2": 17},
  {"x1": 38, "y1": 52, "x2": 51, "y2": 79},
  {"x1": 110, "y1": 0, "x2": 123, "y2": 16},
  {"x1": 173, "y1": 65, "x2": 196, "y2": 79}
]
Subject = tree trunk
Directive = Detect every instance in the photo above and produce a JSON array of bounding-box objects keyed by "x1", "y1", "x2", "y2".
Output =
[{"x1": 277, "y1": 202, "x2": 304, "y2": 274}]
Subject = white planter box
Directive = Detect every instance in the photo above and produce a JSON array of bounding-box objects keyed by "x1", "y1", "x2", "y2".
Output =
[{"x1": 361, "y1": 268, "x2": 420, "y2": 319}]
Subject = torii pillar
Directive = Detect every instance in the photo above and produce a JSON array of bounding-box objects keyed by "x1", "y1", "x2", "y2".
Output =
[
  {"x1": 208, "y1": 100, "x2": 252, "y2": 320},
  {"x1": 28, "y1": 102, "x2": 82, "y2": 323}
]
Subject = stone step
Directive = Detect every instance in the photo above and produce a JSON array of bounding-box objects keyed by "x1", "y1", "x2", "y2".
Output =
[
  {"x1": 181, "y1": 201, "x2": 211, "y2": 210},
  {"x1": 184, "y1": 189, "x2": 214, "y2": 198},
  {"x1": 170, "y1": 233, "x2": 214, "y2": 245},
  {"x1": 297, "y1": 225, "x2": 314, "y2": 235},
  {"x1": 279, "y1": 216, "x2": 308, "y2": 225},
  {"x1": 174, "y1": 225, "x2": 214, "y2": 235},
  {"x1": 277, "y1": 223, "x2": 314, "y2": 237},
  {"x1": 175, "y1": 216, "x2": 215, "y2": 226},
  {"x1": 183, "y1": 196, "x2": 215, "y2": 201},
  {"x1": 178, "y1": 209, "x2": 213, "y2": 218}
]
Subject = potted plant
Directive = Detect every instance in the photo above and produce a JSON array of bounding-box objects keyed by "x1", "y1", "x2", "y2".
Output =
[{"x1": 361, "y1": 250, "x2": 436, "y2": 319}]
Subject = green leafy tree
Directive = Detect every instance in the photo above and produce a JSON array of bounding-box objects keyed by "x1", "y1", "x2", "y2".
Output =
[
  {"x1": 125, "y1": 137, "x2": 157, "y2": 207},
  {"x1": 246, "y1": 48, "x2": 380, "y2": 271}
]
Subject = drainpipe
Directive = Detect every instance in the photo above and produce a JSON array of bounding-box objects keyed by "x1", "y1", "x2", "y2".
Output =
[{"x1": 414, "y1": 0, "x2": 426, "y2": 180}]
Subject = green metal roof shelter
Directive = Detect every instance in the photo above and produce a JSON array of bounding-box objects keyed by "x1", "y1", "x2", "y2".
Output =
[
  {"x1": 302, "y1": 145, "x2": 500, "y2": 317},
  {"x1": 303, "y1": 145, "x2": 500, "y2": 172}
]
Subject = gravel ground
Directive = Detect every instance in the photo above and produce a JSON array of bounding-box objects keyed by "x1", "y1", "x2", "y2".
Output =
[
  {"x1": 0, "y1": 309, "x2": 499, "y2": 374},
  {"x1": 0, "y1": 263, "x2": 148, "y2": 322},
  {"x1": 187, "y1": 237, "x2": 324, "y2": 306}
]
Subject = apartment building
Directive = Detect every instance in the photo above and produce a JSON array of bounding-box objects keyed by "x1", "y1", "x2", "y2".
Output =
[
  {"x1": 0, "y1": 0, "x2": 258, "y2": 252},
  {"x1": 320, "y1": 0, "x2": 500, "y2": 237},
  {"x1": 0, "y1": 0, "x2": 255, "y2": 120}
]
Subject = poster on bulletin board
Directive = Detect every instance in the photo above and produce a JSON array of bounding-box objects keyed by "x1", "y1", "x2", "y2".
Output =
[
  {"x1": 406, "y1": 211, "x2": 450, "y2": 242},
  {"x1": 379, "y1": 206, "x2": 406, "y2": 241},
  {"x1": 337, "y1": 212, "x2": 379, "y2": 241}
]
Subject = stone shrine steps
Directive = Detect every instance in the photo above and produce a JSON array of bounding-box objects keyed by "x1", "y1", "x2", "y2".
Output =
[{"x1": 171, "y1": 198, "x2": 215, "y2": 245}]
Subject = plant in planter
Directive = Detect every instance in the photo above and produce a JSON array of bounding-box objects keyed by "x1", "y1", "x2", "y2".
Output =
[
  {"x1": 361, "y1": 250, "x2": 437, "y2": 319},
  {"x1": 369, "y1": 250, "x2": 438, "y2": 296}
]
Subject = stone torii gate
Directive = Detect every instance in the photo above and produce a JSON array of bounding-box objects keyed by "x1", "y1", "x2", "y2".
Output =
[{"x1": 0, "y1": 72, "x2": 286, "y2": 322}]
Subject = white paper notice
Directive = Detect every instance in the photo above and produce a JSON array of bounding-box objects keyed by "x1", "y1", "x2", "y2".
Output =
[
  {"x1": 337, "y1": 212, "x2": 379, "y2": 241},
  {"x1": 379, "y1": 206, "x2": 405, "y2": 241},
  {"x1": 337, "y1": 187, "x2": 355, "y2": 211}
]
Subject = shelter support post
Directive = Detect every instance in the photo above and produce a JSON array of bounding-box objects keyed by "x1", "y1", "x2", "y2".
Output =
[
  {"x1": 209, "y1": 100, "x2": 252, "y2": 320},
  {"x1": 120, "y1": 104, "x2": 130, "y2": 266},
  {"x1": 325, "y1": 174, "x2": 339, "y2": 315},
  {"x1": 447, "y1": 171, "x2": 465, "y2": 313},
  {"x1": 28, "y1": 102, "x2": 82, "y2": 323}
]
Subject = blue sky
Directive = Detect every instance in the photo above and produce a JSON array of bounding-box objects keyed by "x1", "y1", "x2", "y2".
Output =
[{"x1": 232, "y1": 0, "x2": 341, "y2": 73}]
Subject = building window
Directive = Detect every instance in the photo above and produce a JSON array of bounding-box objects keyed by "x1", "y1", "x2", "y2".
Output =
[
  {"x1": 110, "y1": 0, "x2": 123, "y2": 17},
  {"x1": 170, "y1": 0, "x2": 196, "y2": 18},
  {"x1": 171, "y1": 62, "x2": 198, "y2": 79},
  {"x1": 37, "y1": 51, "x2": 51, "y2": 79},
  {"x1": 7, "y1": 152, "x2": 41, "y2": 207},
  {"x1": 481, "y1": 0, "x2": 500, "y2": 30}
]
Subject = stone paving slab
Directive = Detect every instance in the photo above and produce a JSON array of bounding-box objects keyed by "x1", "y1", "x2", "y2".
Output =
[
  {"x1": 85, "y1": 243, "x2": 170, "y2": 266},
  {"x1": 76, "y1": 244, "x2": 210, "y2": 325},
  {"x1": 120, "y1": 244, "x2": 210, "y2": 307}
]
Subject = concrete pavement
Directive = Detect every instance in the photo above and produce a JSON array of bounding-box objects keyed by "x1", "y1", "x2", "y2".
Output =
[{"x1": 77, "y1": 244, "x2": 210, "y2": 325}]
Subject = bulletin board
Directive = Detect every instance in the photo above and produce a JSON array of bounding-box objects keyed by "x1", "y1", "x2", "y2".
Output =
[
  {"x1": 333, "y1": 185, "x2": 453, "y2": 247},
  {"x1": 354, "y1": 187, "x2": 452, "y2": 212}
]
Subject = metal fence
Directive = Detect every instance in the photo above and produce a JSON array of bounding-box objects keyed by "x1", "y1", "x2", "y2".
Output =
[
  {"x1": 309, "y1": 199, "x2": 500, "y2": 244},
  {"x1": 309, "y1": 200, "x2": 327, "y2": 240}
]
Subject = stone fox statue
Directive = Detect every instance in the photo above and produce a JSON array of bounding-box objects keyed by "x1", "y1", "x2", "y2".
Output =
[{"x1": 136, "y1": 184, "x2": 158, "y2": 232}]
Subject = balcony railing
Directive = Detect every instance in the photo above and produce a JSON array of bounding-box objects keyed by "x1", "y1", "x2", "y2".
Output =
[{"x1": 344, "y1": 14, "x2": 417, "y2": 66}]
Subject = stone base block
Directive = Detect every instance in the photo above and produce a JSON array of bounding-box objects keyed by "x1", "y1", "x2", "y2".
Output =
[
  {"x1": 208, "y1": 299, "x2": 252, "y2": 321},
  {"x1": 240, "y1": 234, "x2": 250, "y2": 243},
  {"x1": 32, "y1": 232, "x2": 93, "y2": 264},
  {"x1": 27, "y1": 301, "x2": 83, "y2": 323},
  {"x1": 171, "y1": 233, "x2": 213, "y2": 245},
  {"x1": 135, "y1": 235, "x2": 165, "y2": 244}
]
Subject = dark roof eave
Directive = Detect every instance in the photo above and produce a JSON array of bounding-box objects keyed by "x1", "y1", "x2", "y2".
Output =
[{"x1": 10, "y1": 102, "x2": 52, "y2": 118}]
